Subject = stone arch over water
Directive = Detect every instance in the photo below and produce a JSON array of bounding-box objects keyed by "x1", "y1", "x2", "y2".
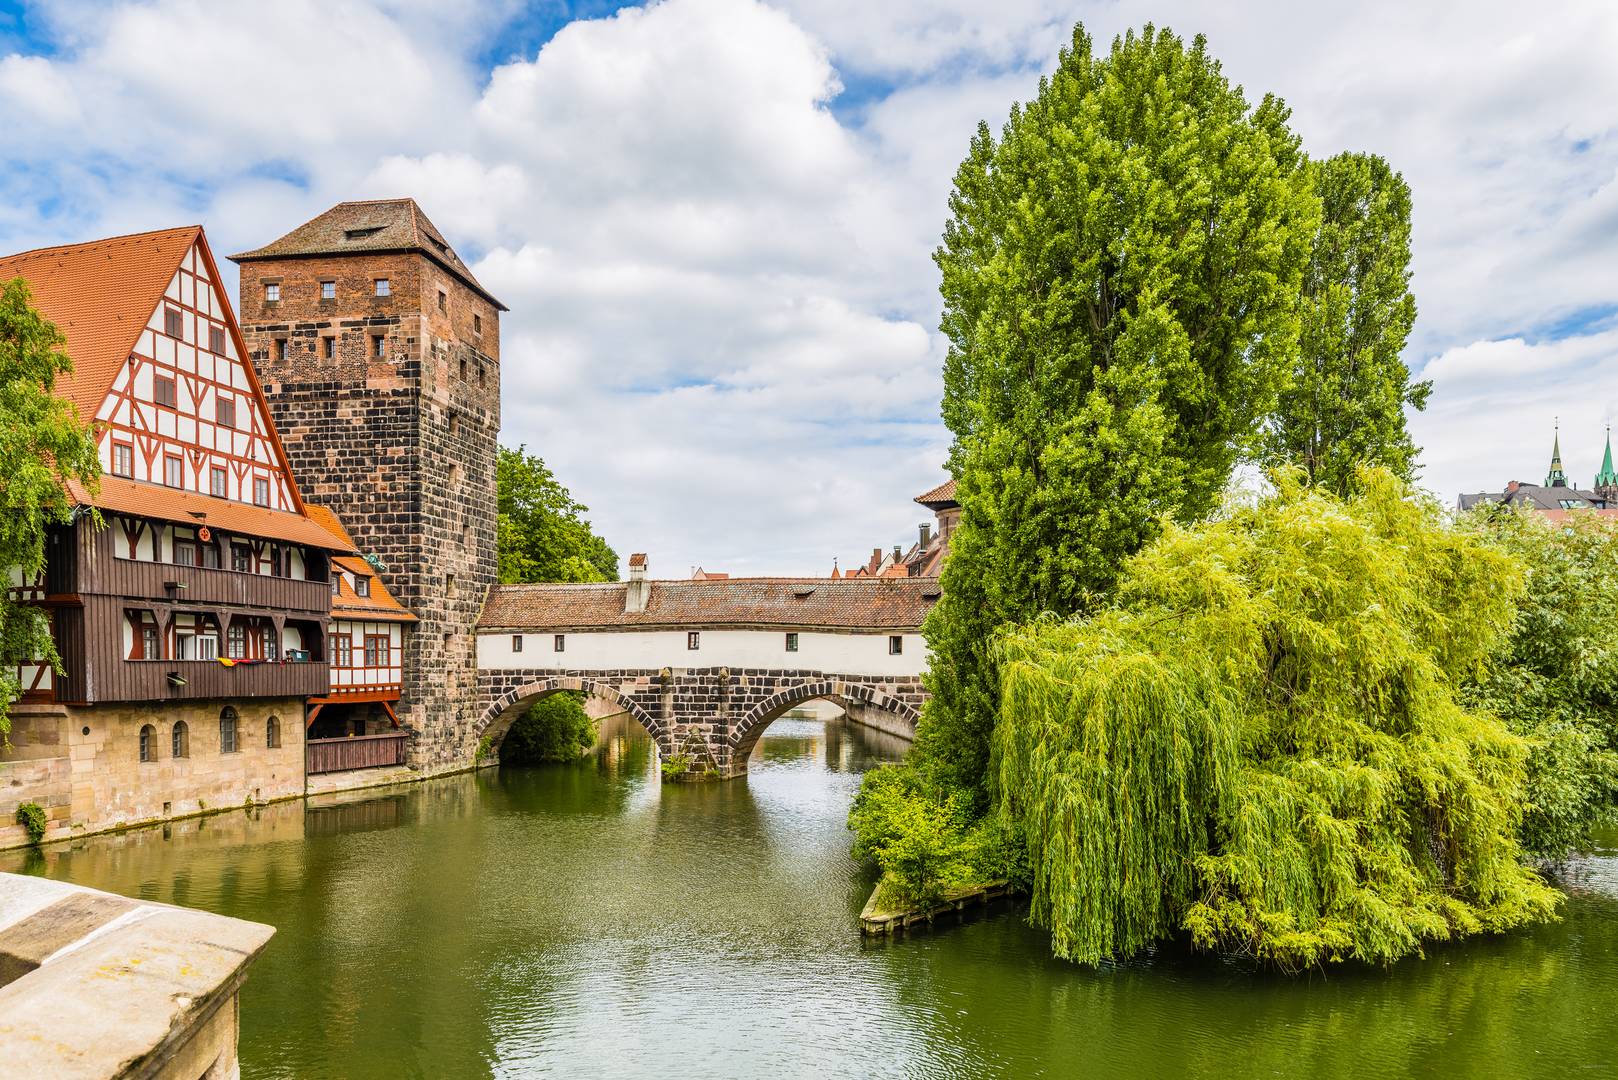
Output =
[
  {"x1": 474, "y1": 676, "x2": 664, "y2": 759},
  {"x1": 729, "y1": 678, "x2": 920, "y2": 764}
]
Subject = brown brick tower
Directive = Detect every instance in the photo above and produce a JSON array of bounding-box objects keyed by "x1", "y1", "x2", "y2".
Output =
[{"x1": 230, "y1": 200, "x2": 504, "y2": 771}]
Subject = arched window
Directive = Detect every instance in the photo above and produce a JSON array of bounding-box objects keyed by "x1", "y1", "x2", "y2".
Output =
[
  {"x1": 265, "y1": 715, "x2": 281, "y2": 749},
  {"x1": 219, "y1": 707, "x2": 239, "y2": 754},
  {"x1": 172, "y1": 720, "x2": 190, "y2": 759},
  {"x1": 139, "y1": 723, "x2": 156, "y2": 762}
]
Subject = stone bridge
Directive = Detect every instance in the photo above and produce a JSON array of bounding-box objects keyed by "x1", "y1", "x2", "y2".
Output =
[{"x1": 474, "y1": 666, "x2": 927, "y2": 779}]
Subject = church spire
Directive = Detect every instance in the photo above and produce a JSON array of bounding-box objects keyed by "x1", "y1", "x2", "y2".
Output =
[
  {"x1": 1595, "y1": 425, "x2": 1618, "y2": 504},
  {"x1": 1546, "y1": 421, "x2": 1569, "y2": 488}
]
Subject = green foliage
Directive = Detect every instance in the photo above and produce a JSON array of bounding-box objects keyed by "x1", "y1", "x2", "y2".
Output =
[
  {"x1": 1260, "y1": 152, "x2": 1429, "y2": 491},
  {"x1": 15, "y1": 801, "x2": 46, "y2": 844},
  {"x1": 0, "y1": 277, "x2": 102, "y2": 741},
  {"x1": 849, "y1": 766, "x2": 976, "y2": 907},
  {"x1": 499, "y1": 692, "x2": 596, "y2": 764},
  {"x1": 660, "y1": 752, "x2": 692, "y2": 779},
  {"x1": 915, "y1": 24, "x2": 1316, "y2": 810},
  {"x1": 497, "y1": 445, "x2": 618, "y2": 584},
  {"x1": 994, "y1": 469, "x2": 1561, "y2": 969},
  {"x1": 1460, "y1": 507, "x2": 1618, "y2": 858}
]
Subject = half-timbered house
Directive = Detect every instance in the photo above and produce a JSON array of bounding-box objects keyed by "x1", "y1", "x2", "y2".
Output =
[{"x1": 0, "y1": 226, "x2": 357, "y2": 843}]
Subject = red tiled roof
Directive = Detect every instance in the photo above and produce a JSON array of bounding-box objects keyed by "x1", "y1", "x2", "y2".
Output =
[
  {"x1": 229, "y1": 199, "x2": 505, "y2": 310},
  {"x1": 479, "y1": 577, "x2": 940, "y2": 632},
  {"x1": 68, "y1": 476, "x2": 356, "y2": 552},
  {"x1": 0, "y1": 226, "x2": 200, "y2": 421},
  {"x1": 303, "y1": 504, "x2": 415, "y2": 622},
  {"x1": 914, "y1": 477, "x2": 958, "y2": 509}
]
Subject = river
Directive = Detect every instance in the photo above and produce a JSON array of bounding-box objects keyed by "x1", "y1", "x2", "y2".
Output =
[{"x1": 5, "y1": 711, "x2": 1616, "y2": 1078}]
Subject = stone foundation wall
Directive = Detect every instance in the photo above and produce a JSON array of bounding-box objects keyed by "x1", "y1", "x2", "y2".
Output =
[{"x1": 0, "y1": 698, "x2": 305, "y2": 849}]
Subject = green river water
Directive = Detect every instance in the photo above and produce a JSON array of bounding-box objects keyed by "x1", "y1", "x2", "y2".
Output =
[{"x1": 5, "y1": 712, "x2": 1616, "y2": 1079}]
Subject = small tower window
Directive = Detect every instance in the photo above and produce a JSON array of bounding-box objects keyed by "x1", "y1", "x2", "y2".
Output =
[
  {"x1": 375, "y1": 278, "x2": 390, "y2": 296},
  {"x1": 448, "y1": 413, "x2": 460, "y2": 436},
  {"x1": 372, "y1": 335, "x2": 385, "y2": 358},
  {"x1": 459, "y1": 357, "x2": 467, "y2": 380},
  {"x1": 473, "y1": 313, "x2": 482, "y2": 336},
  {"x1": 275, "y1": 338, "x2": 288, "y2": 361},
  {"x1": 264, "y1": 282, "x2": 280, "y2": 302},
  {"x1": 323, "y1": 336, "x2": 335, "y2": 359},
  {"x1": 478, "y1": 364, "x2": 486, "y2": 387},
  {"x1": 438, "y1": 289, "x2": 447, "y2": 312},
  {"x1": 320, "y1": 280, "x2": 336, "y2": 300},
  {"x1": 446, "y1": 573, "x2": 457, "y2": 596}
]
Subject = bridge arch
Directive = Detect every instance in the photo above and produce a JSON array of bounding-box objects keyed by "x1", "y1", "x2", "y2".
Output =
[
  {"x1": 473, "y1": 676, "x2": 664, "y2": 760},
  {"x1": 729, "y1": 677, "x2": 920, "y2": 765}
]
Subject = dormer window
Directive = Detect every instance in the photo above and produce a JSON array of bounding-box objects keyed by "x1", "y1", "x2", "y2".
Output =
[
  {"x1": 355, "y1": 577, "x2": 370, "y2": 597},
  {"x1": 344, "y1": 226, "x2": 384, "y2": 240}
]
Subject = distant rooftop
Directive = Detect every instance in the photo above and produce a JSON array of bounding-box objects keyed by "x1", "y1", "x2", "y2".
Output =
[{"x1": 229, "y1": 198, "x2": 506, "y2": 310}]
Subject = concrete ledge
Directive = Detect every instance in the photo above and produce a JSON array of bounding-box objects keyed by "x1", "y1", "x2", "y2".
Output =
[
  {"x1": 305, "y1": 763, "x2": 420, "y2": 797},
  {"x1": 0, "y1": 873, "x2": 273, "y2": 1079}
]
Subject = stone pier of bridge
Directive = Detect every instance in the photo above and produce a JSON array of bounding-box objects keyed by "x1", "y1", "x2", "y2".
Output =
[{"x1": 473, "y1": 666, "x2": 927, "y2": 779}]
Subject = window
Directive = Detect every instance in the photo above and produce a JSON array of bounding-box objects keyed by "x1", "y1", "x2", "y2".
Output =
[
  {"x1": 375, "y1": 278, "x2": 390, "y2": 297},
  {"x1": 512, "y1": 635, "x2": 524, "y2": 653},
  {"x1": 173, "y1": 531, "x2": 199, "y2": 566},
  {"x1": 211, "y1": 465, "x2": 227, "y2": 498},
  {"x1": 323, "y1": 336, "x2": 335, "y2": 360},
  {"x1": 154, "y1": 374, "x2": 177, "y2": 408},
  {"x1": 208, "y1": 325, "x2": 225, "y2": 354},
  {"x1": 473, "y1": 313, "x2": 482, "y2": 336},
  {"x1": 196, "y1": 632, "x2": 218, "y2": 661},
  {"x1": 786, "y1": 632, "x2": 799, "y2": 652},
  {"x1": 459, "y1": 357, "x2": 467, "y2": 379},
  {"x1": 128, "y1": 610, "x2": 160, "y2": 660},
  {"x1": 253, "y1": 477, "x2": 270, "y2": 506},
  {"x1": 275, "y1": 338, "x2": 288, "y2": 361},
  {"x1": 355, "y1": 577, "x2": 370, "y2": 597},
  {"x1": 260, "y1": 624, "x2": 278, "y2": 661},
  {"x1": 889, "y1": 635, "x2": 903, "y2": 655},
  {"x1": 264, "y1": 282, "x2": 280, "y2": 302},
  {"x1": 478, "y1": 364, "x2": 486, "y2": 387},
  {"x1": 227, "y1": 623, "x2": 246, "y2": 659},
  {"x1": 216, "y1": 395, "x2": 236, "y2": 428},
  {"x1": 554, "y1": 634, "x2": 565, "y2": 652},
  {"x1": 112, "y1": 442, "x2": 134, "y2": 477},
  {"x1": 437, "y1": 289, "x2": 447, "y2": 312},
  {"x1": 172, "y1": 720, "x2": 190, "y2": 759},
  {"x1": 688, "y1": 631, "x2": 700, "y2": 651},
  {"x1": 445, "y1": 573, "x2": 456, "y2": 596},
  {"x1": 320, "y1": 280, "x2": 336, "y2": 300},
  {"x1": 201, "y1": 542, "x2": 219, "y2": 569},
  {"x1": 448, "y1": 413, "x2": 459, "y2": 436},
  {"x1": 219, "y1": 707, "x2": 238, "y2": 754},
  {"x1": 232, "y1": 544, "x2": 253, "y2": 573},
  {"x1": 139, "y1": 724, "x2": 156, "y2": 763},
  {"x1": 364, "y1": 635, "x2": 389, "y2": 668},
  {"x1": 164, "y1": 306, "x2": 182, "y2": 338},
  {"x1": 333, "y1": 634, "x2": 352, "y2": 668},
  {"x1": 372, "y1": 335, "x2": 385, "y2": 358},
  {"x1": 164, "y1": 454, "x2": 183, "y2": 488},
  {"x1": 266, "y1": 716, "x2": 281, "y2": 749}
]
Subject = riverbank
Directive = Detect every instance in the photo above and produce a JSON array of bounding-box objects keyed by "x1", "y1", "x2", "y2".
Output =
[{"x1": 858, "y1": 872, "x2": 1016, "y2": 934}]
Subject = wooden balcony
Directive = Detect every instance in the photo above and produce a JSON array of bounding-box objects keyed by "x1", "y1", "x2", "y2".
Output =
[{"x1": 306, "y1": 732, "x2": 411, "y2": 775}]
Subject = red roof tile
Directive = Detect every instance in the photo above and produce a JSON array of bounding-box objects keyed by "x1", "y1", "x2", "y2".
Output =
[
  {"x1": 69, "y1": 475, "x2": 354, "y2": 553},
  {"x1": 479, "y1": 577, "x2": 940, "y2": 632},
  {"x1": 914, "y1": 478, "x2": 958, "y2": 509}
]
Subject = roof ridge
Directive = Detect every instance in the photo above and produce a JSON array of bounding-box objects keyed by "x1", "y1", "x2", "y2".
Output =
[{"x1": 0, "y1": 225, "x2": 200, "y2": 263}]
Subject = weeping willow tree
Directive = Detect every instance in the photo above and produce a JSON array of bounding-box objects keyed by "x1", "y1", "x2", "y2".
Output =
[{"x1": 994, "y1": 469, "x2": 1561, "y2": 969}]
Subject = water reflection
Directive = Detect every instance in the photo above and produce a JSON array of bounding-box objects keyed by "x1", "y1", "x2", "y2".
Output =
[{"x1": 3, "y1": 714, "x2": 1616, "y2": 1079}]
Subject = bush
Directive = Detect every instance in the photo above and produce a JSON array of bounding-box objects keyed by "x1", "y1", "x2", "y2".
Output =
[
  {"x1": 15, "y1": 801, "x2": 46, "y2": 845},
  {"x1": 994, "y1": 468, "x2": 1560, "y2": 969},
  {"x1": 500, "y1": 693, "x2": 596, "y2": 764},
  {"x1": 1460, "y1": 507, "x2": 1618, "y2": 858},
  {"x1": 850, "y1": 766, "x2": 979, "y2": 907}
]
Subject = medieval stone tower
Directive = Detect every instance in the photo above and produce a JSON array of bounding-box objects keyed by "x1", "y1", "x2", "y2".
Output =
[{"x1": 230, "y1": 199, "x2": 503, "y2": 771}]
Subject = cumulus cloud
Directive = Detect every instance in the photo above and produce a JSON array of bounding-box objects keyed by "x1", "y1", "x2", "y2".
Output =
[{"x1": 3, "y1": 0, "x2": 1618, "y2": 570}]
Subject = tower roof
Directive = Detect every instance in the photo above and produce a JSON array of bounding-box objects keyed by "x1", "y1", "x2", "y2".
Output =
[
  {"x1": 1598, "y1": 427, "x2": 1618, "y2": 490},
  {"x1": 914, "y1": 477, "x2": 959, "y2": 510},
  {"x1": 228, "y1": 198, "x2": 506, "y2": 310},
  {"x1": 1546, "y1": 425, "x2": 1569, "y2": 488},
  {"x1": 0, "y1": 226, "x2": 201, "y2": 419}
]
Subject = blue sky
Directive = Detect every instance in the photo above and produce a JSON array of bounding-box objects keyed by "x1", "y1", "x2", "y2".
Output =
[{"x1": 3, "y1": 0, "x2": 1617, "y2": 574}]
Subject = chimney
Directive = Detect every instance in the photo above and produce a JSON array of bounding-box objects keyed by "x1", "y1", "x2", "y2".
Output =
[
  {"x1": 893, "y1": 545, "x2": 902, "y2": 561},
  {"x1": 919, "y1": 522, "x2": 932, "y2": 549},
  {"x1": 625, "y1": 553, "x2": 650, "y2": 613}
]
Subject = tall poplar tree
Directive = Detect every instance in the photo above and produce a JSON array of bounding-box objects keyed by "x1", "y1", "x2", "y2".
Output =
[
  {"x1": 914, "y1": 25, "x2": 1315, "y2": 806},
  {"x1": 0, "y1": 278, "x2": 100, "y2": 740},
  {"x1": 1261, "y1": 152, "x2": 1429, "y2": 490}
]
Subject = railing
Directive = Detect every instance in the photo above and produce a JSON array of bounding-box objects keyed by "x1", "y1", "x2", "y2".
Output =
[{"x1": 306, "y1": 732, "x2": 410, "y2": 775}]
